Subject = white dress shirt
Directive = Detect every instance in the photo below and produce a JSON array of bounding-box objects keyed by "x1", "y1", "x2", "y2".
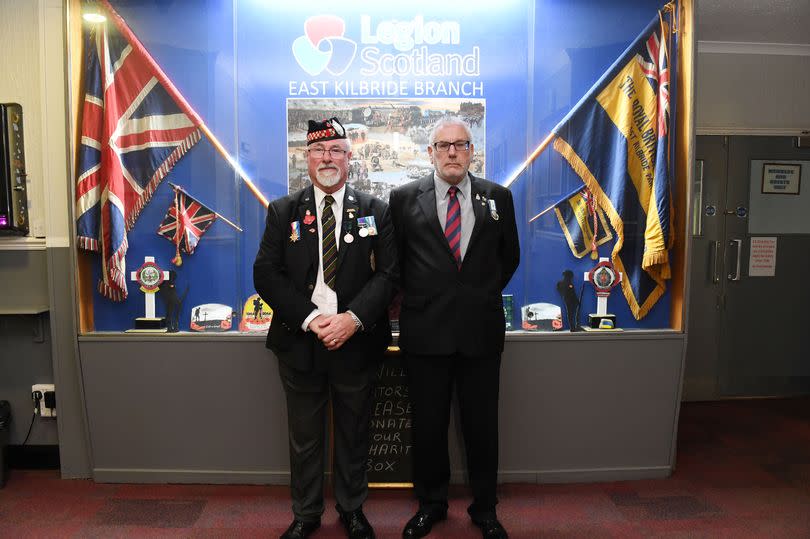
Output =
[{"x1": 301, "y1": 184, "x2": 345, "y2": 330}]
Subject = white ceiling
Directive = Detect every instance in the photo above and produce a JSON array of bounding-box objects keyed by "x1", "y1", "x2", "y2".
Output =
[{"x1": 697, "y1": 0, "x2": 810, "y2": 44}]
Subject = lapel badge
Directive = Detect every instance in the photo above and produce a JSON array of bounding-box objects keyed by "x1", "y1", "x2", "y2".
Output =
[
  {"x1": 348, "y1": 194, "x2": 355, "y2": 202},
  {"x1": 303, "y1": 210, "x2": 315, "y2": 225},
  {"x1": 488, "y1": 199, "x2": 499, "y2": 220},
  {"x1": 475, "y1": 193, "x2": 481, "y2": 201},
  {"x1": 290, "y1": 221, "x2": 301, "y2": 242},
  {"x1": 308, "y1": 227, "x2": 316, "y2": 234}
]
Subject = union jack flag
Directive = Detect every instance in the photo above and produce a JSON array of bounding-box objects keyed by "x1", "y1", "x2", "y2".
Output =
[
  {"x1": 636, "y1": 23, "x2": 671, "y2": 137},
  {"x1": 157, "y1": 188, "x2": 217, "y2": 266},
  {"x1": 75, "y1": 0, "x2": 204, "y2": 301}
]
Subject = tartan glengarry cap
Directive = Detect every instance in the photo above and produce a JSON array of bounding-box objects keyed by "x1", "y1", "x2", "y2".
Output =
[{"x1": 306, "y1": 117, "x2": 347, "y2": 145}]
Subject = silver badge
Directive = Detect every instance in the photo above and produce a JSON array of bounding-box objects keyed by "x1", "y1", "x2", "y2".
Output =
[
  {"x1": 343, "y1": 233, "x2": 354, "y2": 244},
  {"x1": 488, "y1": 199, "x2": 499, "y2": 220},
  {"x1": 358, "y1": 228, "x2": 369, "y2": 238}
]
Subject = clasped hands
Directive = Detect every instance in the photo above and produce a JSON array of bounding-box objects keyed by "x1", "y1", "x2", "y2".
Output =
[{"x1": 308, "y1": 313, "x2": 357, "y2": 351}]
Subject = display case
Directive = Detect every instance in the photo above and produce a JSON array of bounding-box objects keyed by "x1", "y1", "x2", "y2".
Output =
[{"x1": 73, "y1": 0, "x2": 687, "y2": 334}]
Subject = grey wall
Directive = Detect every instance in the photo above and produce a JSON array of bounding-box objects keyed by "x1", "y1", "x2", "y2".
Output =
[
  {"x1": 0, "y1": 0, "x2": 90, "y2": 477},
  {"x1": 79, "y1": 334, "x2": 684, "y2": 484},
  {"x1": 0, "y1": 248, "x2": 49, "y2": 313},
  {"x1": 0, "y1": 313, "x2": 57, "y2": 445},
  {"x1": 696, "y1": 49, "x2": 810, "y2": 134}
]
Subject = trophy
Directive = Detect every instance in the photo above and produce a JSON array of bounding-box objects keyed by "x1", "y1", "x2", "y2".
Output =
[
  {"x1": 583, "y1": 257, "x2": 622, "y2": 331},
  {"x1": 127, "y1": 256, "x2": 168, "y2": 332}
]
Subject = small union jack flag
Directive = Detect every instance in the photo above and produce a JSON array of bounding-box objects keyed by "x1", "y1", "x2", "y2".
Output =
[
  {"x1": 157, "y1": 188, "x2": 217, "y2": 266},
  {"x1": 75, "y1": 0, "x2": 204, "y2": 301}
]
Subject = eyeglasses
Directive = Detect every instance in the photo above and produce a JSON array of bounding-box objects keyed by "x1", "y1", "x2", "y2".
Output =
[
  {"x1": 308, "y1": 147, "x2": 348, "y2": 159},
  {"x1": 432, "y1": 140, "x2": 470, "y2": 152}
]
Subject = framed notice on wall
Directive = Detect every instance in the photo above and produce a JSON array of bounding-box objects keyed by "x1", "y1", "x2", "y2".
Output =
[{"x1": 762, "y1": 163, "x2": 801, "y2": 195}]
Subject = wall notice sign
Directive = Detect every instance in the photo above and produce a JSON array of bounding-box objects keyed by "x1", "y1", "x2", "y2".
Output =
[
  {"x1": 748, "y1": 237, "x2": 777, "y2": 277},
  {"x1": 762, "y1": 163, "x2": 801, "y2": 194}
]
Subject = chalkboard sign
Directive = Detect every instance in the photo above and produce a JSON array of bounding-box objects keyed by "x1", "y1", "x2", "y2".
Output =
[{"x1": 367, "y1": 348, "x2": 413, "y2": 487}]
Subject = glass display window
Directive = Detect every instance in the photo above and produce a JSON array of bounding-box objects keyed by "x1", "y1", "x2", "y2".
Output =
[{"x1": 71, "y1": 0, "x2": 688, "y2": 333}]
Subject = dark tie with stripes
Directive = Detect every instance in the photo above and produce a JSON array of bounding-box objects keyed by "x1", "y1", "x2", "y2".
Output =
[
  {"x1": 445, "y1": 186, "x2": 461, "y2": 269},
  {"x1": 322, "y1": 195, "x2": 337, "y2": 289}
]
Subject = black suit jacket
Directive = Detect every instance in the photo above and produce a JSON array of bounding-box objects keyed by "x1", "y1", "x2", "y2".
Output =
[
  {"x1": 253, "y1": 184, "x2": 397, "y2": 372},
  {"x1": 389, "y1": 173, "x2": 520, "y2": 358}
]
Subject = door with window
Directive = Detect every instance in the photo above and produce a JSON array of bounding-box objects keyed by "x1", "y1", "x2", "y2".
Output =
[{"x1": 685, "y1": 135, "x2": 810, "y2": 399}]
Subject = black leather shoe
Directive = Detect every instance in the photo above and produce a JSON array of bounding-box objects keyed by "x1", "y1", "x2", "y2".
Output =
[
  {"x1": 337, "y1": 506, "x2": 375, "y2": 539},
  {"x1": 280, "y1": 518, "x2": 321, "y2": 539},
  {"x1": 473, "y1": 518, "x2": 508, "y2": 539},
  {"x1": 402, "y1": 508, "x2": 447, "y2": 538}
]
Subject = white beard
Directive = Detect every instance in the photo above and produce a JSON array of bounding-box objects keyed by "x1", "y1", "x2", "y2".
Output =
[{"x1": 316, "y1": 167, "x2": 340, "y2": 187}]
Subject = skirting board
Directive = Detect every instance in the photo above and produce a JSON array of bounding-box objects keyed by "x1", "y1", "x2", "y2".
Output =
[{"x1": 92, "y1": 466, "x2": 671, "y2": 485}]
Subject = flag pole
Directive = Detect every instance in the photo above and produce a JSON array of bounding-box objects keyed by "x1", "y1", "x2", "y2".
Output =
[
  {"x1": 527, "y1": 184, "x2": 586, "y2": 223},
  {"x1": 168, "y1": 182, "x2": 244, "y2": 232},
  {"x1": 197, "y1": 123, "x2": 269, "y2": 208},
  {"x1": 502, "y1": 132, "x2": 555, "y2": 189}
]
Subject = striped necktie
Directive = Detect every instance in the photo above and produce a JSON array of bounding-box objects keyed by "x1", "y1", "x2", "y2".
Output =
[
  {"x1": 322, "y1": 195, "x2": 337, "y2": 289},
  {"x1": 445, "y1": 186, "x2": 461, "y2": 269}
]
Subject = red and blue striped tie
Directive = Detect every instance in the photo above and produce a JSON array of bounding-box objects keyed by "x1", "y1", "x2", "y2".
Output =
[{"x1": 445, "y1": 186, "x2": 461, "y2": 269}]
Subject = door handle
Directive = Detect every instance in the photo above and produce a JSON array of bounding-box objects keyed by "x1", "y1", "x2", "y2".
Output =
[
  {"x1": 711, "y1": 241, "x2": 721, "y2": 283},
  {"x1": 727, "y1": 239, "x2": 742, "y2": 281}
]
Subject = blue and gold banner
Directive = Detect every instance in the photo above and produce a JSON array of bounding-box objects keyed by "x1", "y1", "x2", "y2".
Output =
[{"x1": 551, "y1": 8, "x2": 674, "y2": 319}]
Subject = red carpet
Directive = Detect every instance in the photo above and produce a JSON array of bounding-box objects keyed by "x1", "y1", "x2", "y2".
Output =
[{"x1": 1, "y1": 398, "x2": 809, "y2": 538}]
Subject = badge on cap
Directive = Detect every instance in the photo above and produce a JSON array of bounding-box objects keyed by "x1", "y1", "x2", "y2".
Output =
[{"x1": 290, "y1": 221, "x2": 301, "y2": 242}]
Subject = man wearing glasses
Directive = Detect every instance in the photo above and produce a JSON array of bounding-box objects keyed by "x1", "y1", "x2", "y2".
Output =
[
  {"x1": 390, "y1": 116, "x2": 519, "y2": 539},
  {"x1": 254, "y1": 118, "x2": 397, "y2": 539}
]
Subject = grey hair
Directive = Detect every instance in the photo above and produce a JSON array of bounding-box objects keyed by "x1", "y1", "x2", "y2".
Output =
[{"x1": 429, "y1": 116, "x2": 473, "y2": 145}]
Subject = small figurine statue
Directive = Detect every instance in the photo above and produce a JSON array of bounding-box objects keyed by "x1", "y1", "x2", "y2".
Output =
[
  {"x1": 158, "y1": 270, "x2": 189, "y2": 333},
  {"x1": 252, "y1": 295, "x2": 264, "y2": 321},
  {"x1": 556, "y1": 269, "x2": 581, "y2": 332}
]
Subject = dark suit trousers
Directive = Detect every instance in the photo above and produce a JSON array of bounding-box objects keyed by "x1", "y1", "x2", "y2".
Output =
[
  {"x1": 278, "y1": 340, "x2": 376, "y2": 522},
  {"x1": 406, "y1": 351, "x2": 501, "y2": 519}
]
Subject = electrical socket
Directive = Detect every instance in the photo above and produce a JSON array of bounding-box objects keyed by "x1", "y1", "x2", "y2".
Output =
[{"x1": 32, "y1": 384, "x2": 56, "y2": 417}]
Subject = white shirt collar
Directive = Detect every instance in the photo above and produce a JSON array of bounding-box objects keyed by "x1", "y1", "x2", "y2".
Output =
[{"x1": 313, "y1": 183, "x2": 346, "y2": 211}]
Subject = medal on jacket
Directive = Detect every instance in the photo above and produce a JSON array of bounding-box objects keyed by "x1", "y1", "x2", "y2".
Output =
[
  {"x1": 343, "y1": 208, "x2": 357, "y2": 244},
  {"x1": 488, "y1": 199, "x2": 499, "y2": 221},
  {"x1": 290, "y1": 221, "x2": 301, "y2": 242}
]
